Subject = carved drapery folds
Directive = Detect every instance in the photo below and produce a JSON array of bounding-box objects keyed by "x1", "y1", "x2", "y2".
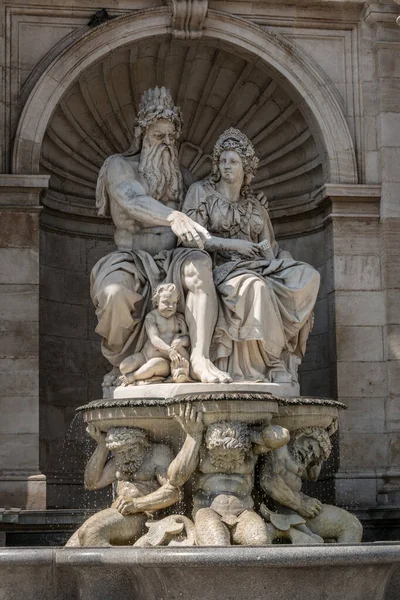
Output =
[{"x1": 167, "y1": 0, "x2": 208, "y2": 39}]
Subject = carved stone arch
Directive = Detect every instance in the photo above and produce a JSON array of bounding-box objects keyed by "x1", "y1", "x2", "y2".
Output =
[{"x1": 12, "y1": 6, "x2": 357, "y2": 187}]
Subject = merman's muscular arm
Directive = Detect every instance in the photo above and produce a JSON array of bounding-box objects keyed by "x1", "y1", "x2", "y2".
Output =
[
  {"x1": 114, "y1": 405, "x2": 203, "y2": 515},
  {"x1": 84, "y1": 425, "x2": 117, "y2": 490},
  {"x1": 260, "y1": 446, "x2": 322, "y2": 519}
]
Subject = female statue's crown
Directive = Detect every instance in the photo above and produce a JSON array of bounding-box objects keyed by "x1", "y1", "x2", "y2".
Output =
[
  {"x1": 135, "y1": 86, "x2": 183, "y2": 135},
  {"x1": 213, "y1": 128, "x2": 259, "y2": 175}
]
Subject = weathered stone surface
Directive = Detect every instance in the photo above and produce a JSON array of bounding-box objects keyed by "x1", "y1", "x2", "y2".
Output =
[
  {"x1": 339, "y1": 397, "x2": 385, "y2": 433},
  {"x1": 0, "y1": 248, "x2": 38, "y2": 285},
  {"x1": 336, "y1": 326, "x2": 384, "y2": 362},
  {"x1": 334, "y1": 255, "x2": 381, "y2": 291},
  {"x1": 1, "y1": 546, "x2": 400, "y2": 600},
  {"x1": 0, "y1": 212, "x2": 38, "y2": 248},
  {"x1": 337, "y1": 362, "x2": 386, "y2": 398},
  {"x1": 0, "y1": 285, "x2": 38, "y2": 322},
  {"x1": 340, "y1": 432, "x2": 389, "y2": 471},
  {"x1": 334, "y1": 291, "x2": 386, "y2": 327},
  {"x1": 0, "y1": 397, "x2": 39, "y2": 434}
]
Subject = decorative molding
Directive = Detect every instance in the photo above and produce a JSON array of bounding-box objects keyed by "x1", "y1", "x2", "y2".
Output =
[
  {"x1": 168, "y1": 0, "x2": 208, "y2": 39},
  {"x1": 0, "y1": 174, "x2": 50, "y2": 209},
  {"x1": 12, "y1": 8, "x2": 357, "y2": 201},
  {"x1": 311, "y1": 184, "x2": 381, "y2": 223},
  {"x1": 362, "y1": 4, "x2": 399, "y2": 26}
]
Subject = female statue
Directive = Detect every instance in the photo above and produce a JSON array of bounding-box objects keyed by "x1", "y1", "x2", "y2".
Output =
[{"x1": 182, "y1": 128, "x2": 320, "y2": 383}]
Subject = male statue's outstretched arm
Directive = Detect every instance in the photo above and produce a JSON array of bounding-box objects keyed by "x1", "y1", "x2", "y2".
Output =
[
  {"x1": 168, "y1": 404, "x2": 203, "y2": 487},
  {"x1": 106, "y1": 156, "x2": 211, "y2": 249}
]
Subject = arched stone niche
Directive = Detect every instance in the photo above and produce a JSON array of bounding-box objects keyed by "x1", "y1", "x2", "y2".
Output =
[{"x1": 14, "y1": 8, "x2": 356, "y2": 507}]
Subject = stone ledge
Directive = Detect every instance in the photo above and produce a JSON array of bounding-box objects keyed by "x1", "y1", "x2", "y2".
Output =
[
  {"x1": 0, "y1": 545, "x2": 399, "y2": 600},
  {"x1": 0, "y1": 175, "x2": 50, "y2": 209}
]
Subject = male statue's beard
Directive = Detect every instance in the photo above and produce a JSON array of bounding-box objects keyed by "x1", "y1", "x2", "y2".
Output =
[{"x1": 138, "y1": 137, "x2": 184, "y2": 205}]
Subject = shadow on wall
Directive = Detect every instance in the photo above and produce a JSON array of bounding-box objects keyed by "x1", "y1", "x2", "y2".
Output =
[{"x1": 39, "y1": 222, "x2": 114, "y2": 509}]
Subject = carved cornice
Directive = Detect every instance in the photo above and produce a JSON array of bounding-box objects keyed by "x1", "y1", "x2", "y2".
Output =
[
  {"x1": 167, "y1": 0, "x2": 208, "y2": 39},
  {"x1": 312, "y1": 184, "x2": 381, "y2": 223},
  {"x1": 0, "y1": 175, "x2": 50, "y2": 210}
]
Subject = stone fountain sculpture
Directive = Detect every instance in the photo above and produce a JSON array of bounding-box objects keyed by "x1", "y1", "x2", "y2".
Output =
[{"x1": 67, "y1": 87, "x2": 361, "y2": 547}]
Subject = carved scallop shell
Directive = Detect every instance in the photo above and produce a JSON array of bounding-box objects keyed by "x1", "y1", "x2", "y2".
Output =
[{"x1": 40, "y1": 39, "x2": 323, "y2": 217}]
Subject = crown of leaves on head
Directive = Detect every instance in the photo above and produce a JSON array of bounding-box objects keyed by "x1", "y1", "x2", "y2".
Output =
[
  {"x1": 135, "y1": 86, "x2": 183, "y2": 136},
  {"x1": 212, "y1": 128, "x2": 259, "y2": 177}
]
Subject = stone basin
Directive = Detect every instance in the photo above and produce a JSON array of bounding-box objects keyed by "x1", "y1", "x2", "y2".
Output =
[{"x1": 77, "y1": 391, "x2": 345, "y2": 450}]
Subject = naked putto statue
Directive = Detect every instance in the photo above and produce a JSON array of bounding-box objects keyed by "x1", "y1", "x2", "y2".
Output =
[{"x1": 119, "y1": 283, "x2": 191, "y2": 385}]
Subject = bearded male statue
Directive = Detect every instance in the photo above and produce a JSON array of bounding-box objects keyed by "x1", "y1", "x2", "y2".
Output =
[{"x1": 91, "y1": 87, "x2": 231, "y2": 388}]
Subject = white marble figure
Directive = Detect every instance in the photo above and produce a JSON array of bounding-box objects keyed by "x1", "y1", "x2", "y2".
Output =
[
  {"x1": 66, "y1": 405, "x2": 203, "y2": 547},
  {"x1": 118, "y1": 283, "x2": 190, "y2": 385},
  {"x1": 91, "y1": 87, "x2": 231, "y2": 388},
  {"x1": 183, "y1": 128, "x2": 320, "y2": 383},
  {"x1": 259, "y1": 427, "x2": 363, "y2": 543}
]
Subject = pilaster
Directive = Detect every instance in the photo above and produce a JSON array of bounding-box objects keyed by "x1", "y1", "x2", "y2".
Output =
[
  {"x1": 0, "y1": 175, "x2": 49, "y2": 509},
  {"x1": 313, "y1": 184, "x2": 383, "y2": 508}
]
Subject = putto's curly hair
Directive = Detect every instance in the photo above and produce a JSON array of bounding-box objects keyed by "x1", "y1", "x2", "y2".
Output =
[
  {"x1": 205, "y1": 421, "x2": 251, "y2": 451},
  {"x1": 292, "y1": 427, "x2": 332, "y2": 461},
  {"x1": 152, "y1": 283, "x2": 180, "y2": 307},
  {"x1": 210, "y1": 128, "x2": 259, "y2": 197},
  {"x1": 105, "y1": 427, "x2": 151, "y2": 451}
]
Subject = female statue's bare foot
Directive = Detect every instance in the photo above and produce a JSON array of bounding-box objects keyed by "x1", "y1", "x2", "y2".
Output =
[
  {"x1": 190, "y1": 356, "x2": 232, "y2": 384},
  {"x1": 102, "y1": 366, "x2": 120, "y2": 388}
]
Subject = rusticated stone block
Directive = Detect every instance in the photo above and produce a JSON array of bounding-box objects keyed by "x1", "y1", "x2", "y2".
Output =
[
  {"x1": 336, "y1": 326, "x2": 384, "y2": 362},
  {"x1": 0, "y1": 476, "x2": 46, "y2": 510},
  {"x1": 0, "y1": 358, "x2": 38, "y2": 397},
  {"x1": 339, "y1": 397, "x2": 385, "y2": 434},
  {"x1": 334, "y1": 255, "x2": 381, "y2": 291},
  {"x1": 0, "y1": 397, "x2": 39, "y2": 435},
  {"x1": 43, "y1": 232, "x2": 86, "y2": 272},
  {"x1": 0, "y1": 321, "x2": 38, "y2": 358},
  {"x1": 388, "y1": 360, "x2": 400, "y2": 396},
  {"x1": 0, "y1": 212, "x2": 38, "y2": 248},
  {"x1": 386, "y1": 397, "x2": 400, "y2": 432},
  {"x1": 0, "y1": 285, "x2": 38, "y2": 322},
  {"x1": 0, "y1": 433, "x2": 40, "y2": 471},
  {"x1": 334, "y1": 291, "x2": 385, "y2": 326},
  {"x1": 340, "y1": 432, "x2": 389, "y2": 470},
  {"x1": 335, "y1": 476, "x2": 377, "y2": 507},
  {"x1": 331, "y1": 220, "x2": 380, "y2": 256},
  {"x1": 0, "y1": 248, "x2": 38, "y2": 285},
  {"x1": 336, "y1": 361, "x2": 385, "y2": 398},
  {"x1": 384, "y1": 325, "x2": 400, "y2": 361},
  {"x1": 40, "y1": 300, "x2": 88, "y2": 340},
  {"x1": 389, "y1": 433, "x2": 400, "y2": 468}
]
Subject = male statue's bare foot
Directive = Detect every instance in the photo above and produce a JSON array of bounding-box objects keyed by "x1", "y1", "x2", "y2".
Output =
[
  {"x1": 102, "y1": 366, "x2": 121, "y2": 388},
  {"x1": 190, "y1": 356, "x2": 232, "y2": 384}
]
